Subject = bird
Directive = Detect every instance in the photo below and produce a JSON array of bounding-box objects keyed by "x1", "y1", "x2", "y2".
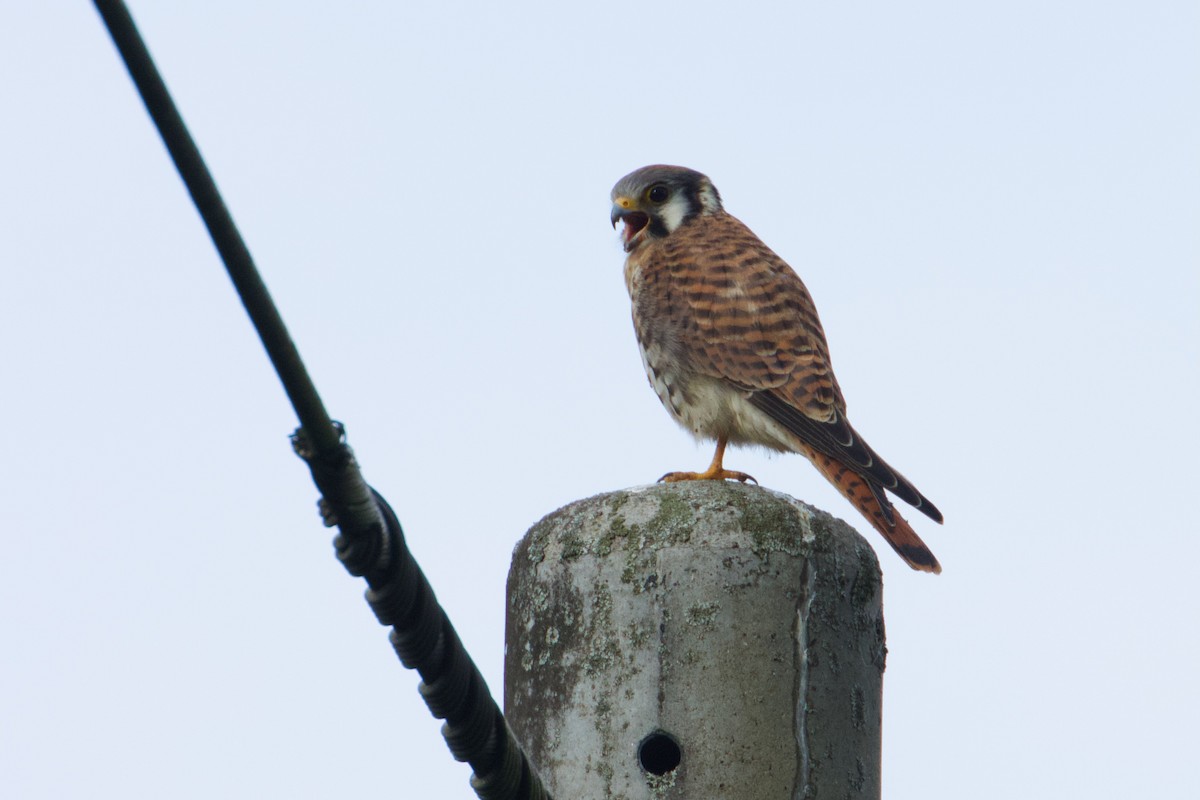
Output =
[{"x1": 610, "y1": 165, "x2": 943, "y2": 573}]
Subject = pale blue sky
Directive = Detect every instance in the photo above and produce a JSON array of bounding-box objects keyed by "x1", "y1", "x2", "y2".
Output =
[{"x1": 2, "y1": 2, "x2": 1197, "y2": 797}]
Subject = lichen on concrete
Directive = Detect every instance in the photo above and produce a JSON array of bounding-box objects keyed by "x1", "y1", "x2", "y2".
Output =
[
  {"x1": 685, "y1": 600, "x2": 720, "y2": 629},
  {"x1": 627, "y1": 620, "x2": 649, "y2": 650},
  {"x1": 641, "y1": 490, "x2": 695, "y2": 546},
  {"x1": 522, "y1": 523, "x2": 547, "y2": 565},
  {"x1": 584, "y1": 580, "x2": 620, "y2": 675},
  {"x1": 646, "y1": 768, "x2": 678, "y2": 800}
]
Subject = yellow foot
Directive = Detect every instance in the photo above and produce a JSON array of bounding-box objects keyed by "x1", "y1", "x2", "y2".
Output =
[{"x1": 659, "y1": 468, "x2": 757, "y2": 484}]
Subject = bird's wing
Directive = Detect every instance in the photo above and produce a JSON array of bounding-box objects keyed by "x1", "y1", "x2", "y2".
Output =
[
  {"x1": 671, "y1": 213, "x2": 844, "y2": 418},
  {"x1": 675, "y1": 213, "x2": 942, "y2": 524}
]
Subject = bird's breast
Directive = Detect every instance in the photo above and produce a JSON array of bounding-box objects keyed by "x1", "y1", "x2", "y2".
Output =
[{"x1": 624, "y1": 239, "x2": 798, "y2": 451}]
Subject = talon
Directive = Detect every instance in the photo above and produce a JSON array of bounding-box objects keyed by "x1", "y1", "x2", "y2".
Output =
[
  {"x1": 660, "y1": 469, "x2": 757, "y2": 484},
  {"x1": 657, "y1": 436, "x2": 756, "y2": 484}
]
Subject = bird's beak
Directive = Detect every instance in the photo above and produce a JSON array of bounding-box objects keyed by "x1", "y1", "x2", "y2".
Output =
[
  {"x1": 610, "y1": 196, "x2": 636, "y2": 228},
  {"x1": 611, "y1": 196, "x2": 650, "y2": 252}
]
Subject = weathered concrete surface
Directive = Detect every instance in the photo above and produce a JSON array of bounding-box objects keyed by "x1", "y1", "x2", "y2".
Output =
[{"x1": 505, "y1": 481, "x2": 885, "y2": 800}]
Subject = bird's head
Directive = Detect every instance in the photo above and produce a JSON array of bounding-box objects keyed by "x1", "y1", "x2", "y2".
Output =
[{"x1": 610, "y1": 165, "x2": 722, "y2": 252}]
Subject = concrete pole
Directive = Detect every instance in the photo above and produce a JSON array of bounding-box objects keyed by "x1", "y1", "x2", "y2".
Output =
[{"x1": 504, "y1": 481, "x2": 885, "y2": 799}]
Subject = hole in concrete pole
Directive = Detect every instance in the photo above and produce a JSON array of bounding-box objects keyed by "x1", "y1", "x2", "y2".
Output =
[{"x1": 638, "y1": 731, "x2": 682, "y2": 776}]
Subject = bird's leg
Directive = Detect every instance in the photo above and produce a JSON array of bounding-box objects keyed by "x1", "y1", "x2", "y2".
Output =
[{"x1": 659, "y1": 436, "x2": 757, "y2": 484}]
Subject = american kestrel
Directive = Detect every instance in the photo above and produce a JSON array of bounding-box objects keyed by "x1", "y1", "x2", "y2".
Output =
[{"x1": 611, "y1": 165, "x2": 943, "y2": 573}]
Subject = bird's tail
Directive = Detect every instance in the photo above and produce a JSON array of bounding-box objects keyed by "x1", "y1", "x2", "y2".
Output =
[{"x1": 800, "y1": 445, "x2": 942, "y2": 574}]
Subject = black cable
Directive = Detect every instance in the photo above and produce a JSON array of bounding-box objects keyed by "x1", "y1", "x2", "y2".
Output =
[
  {"x1": 92, "y1": 2, "x2": 551, "y2": 797},
  {"x1": 294, "y1": 432, "x2": 550, "y2": 800},
  {"x1": 92, "y1": 0, "x2": 339, "y2": 456}
]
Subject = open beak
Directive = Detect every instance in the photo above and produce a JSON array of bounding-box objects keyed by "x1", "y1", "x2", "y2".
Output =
[{"x1": 611, "y1": 197, "x2": 650, "y2": 252}]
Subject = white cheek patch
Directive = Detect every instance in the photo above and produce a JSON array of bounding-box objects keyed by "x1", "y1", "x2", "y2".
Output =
[
  {"x1": 658, "y1": 194, "x2": 690, "y2": 233},
  {"x1": 697, "y1": 181, "x2": 721, "y2": 214}
]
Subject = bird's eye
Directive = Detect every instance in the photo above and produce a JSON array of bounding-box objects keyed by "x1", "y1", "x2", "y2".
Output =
[{"x1": 647, "y1": 185, "x2": 670, "y2": 203}]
